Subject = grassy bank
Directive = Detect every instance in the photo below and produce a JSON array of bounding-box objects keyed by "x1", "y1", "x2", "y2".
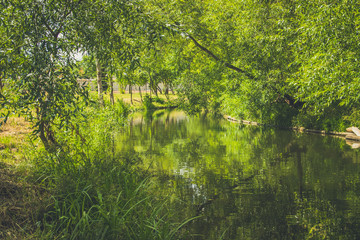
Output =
[
  {"x1": 91, "y1": 91, "x2": 178, "y2": 110},
  {"x1": 0, "y1": 116, "x2": 44, "y2": 239},
  {"x1": 0, "y1": 99, "x2": 189, "y2": 239}
]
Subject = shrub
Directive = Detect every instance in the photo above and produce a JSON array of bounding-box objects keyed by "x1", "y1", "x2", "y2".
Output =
[{"x1": 143, "y1": 95, "x2": 155, "y2": 110}]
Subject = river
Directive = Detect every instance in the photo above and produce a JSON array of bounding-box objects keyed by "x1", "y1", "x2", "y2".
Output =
[{"x1": 118, "y1": 110, "x2": 360, "y2": 239}]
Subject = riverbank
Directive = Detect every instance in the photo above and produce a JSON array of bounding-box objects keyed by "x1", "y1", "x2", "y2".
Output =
[
  {"x1": 224, "y1": 115, "x2": 360, "y2": 148},
  {"x1": 2, "y1": 104, "x2": 360, "y2": 238},
  {"x1": 0, "y1": 116, "x2": 45, "y2": 239},
  {"x1": 0, "y1": 97, "x2": 185, "y2": 239},
  {"x1": 95, "y1": 91, "x2": 178, "y2": 110}
]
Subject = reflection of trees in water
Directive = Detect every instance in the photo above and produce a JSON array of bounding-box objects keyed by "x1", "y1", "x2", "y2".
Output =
[{"x1": 120, "y1": 111, "x2": 360, "y2": 239}]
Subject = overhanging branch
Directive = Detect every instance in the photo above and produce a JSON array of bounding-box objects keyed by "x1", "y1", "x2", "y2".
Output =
[
  {"x1": 186, "y1": 34, "x2": 255, "y2": 80},
  {"x1": 185, "y1": 33, "x2": 304, "y2": 109}
]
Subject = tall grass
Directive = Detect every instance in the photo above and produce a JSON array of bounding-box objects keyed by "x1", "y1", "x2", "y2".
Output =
[{"x1": 29, "y1": 100, "x2": 190, "y2": 239}]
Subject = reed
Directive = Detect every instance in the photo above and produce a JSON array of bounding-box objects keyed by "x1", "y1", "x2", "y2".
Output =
[{"x1": 27, "y1": 101, "x2": 190, "y2": 239}]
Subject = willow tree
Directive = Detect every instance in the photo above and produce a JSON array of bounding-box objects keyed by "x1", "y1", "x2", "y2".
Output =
[
  {"x1": 290, "y1": 1, "x2": 360, "y2": 129},
  {"x1": 1, "y1": 0, "x2": 89, "y2": 150},
  {"x1": 0, "y1": 0, "x2": 162, "y2": 150},
  {"x1": 145, "y1": 0, "x2": 301, "y2": 119},
  {"x1": 146, "y1": 0, "x2": 360, "y2": 129}
]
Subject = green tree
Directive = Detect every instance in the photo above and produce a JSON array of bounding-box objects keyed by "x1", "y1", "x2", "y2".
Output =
[
  {"x1": 146, "y1": 0, "x2": 360, "y2": 129},
  {"x1": 1, "y1": 0, "x2": 89, "y2": 150},
  {"x1": 291, "y1": 1, "x2": 360, "y2": 129},
  {"x1": 0, "y1": 0, "x2": 163, "y2": 150}
]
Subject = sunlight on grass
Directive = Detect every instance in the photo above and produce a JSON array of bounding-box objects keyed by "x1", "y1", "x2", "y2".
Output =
[{"x1": 89, "y1": 91, "x2": 177, "y2": 108}]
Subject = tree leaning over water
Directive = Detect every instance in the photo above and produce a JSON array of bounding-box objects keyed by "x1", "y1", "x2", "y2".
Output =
[{"x1": 145, "y1": 0, "x2": 360, "y2": 129}]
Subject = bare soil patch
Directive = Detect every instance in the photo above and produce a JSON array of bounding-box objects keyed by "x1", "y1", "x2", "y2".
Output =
[
  {"x1": 0, "y1": 117, "x2": 32, "y2": 138},
  {"x1": 0, "y1": 162, "x2": 48, "y2": 239}
]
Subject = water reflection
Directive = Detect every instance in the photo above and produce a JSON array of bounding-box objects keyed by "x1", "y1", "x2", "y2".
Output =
[{"x1": 118, "y1": 110, "x2": 360, "y2": 239}]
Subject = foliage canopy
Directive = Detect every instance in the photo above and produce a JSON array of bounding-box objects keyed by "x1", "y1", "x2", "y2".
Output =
[{"x1": 1, "y1": 0, "x2": 360, "y2": 148}]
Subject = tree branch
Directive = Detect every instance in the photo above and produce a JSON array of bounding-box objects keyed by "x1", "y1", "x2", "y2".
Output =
[
  {"x1": 186, "y1": 33, "x2": 304, "y2": 109},
  {"x1": 186, "y1": 34, "x2": 255, "y2": 79},
  {"x1": 55, "y1": 0, "x2": 83, "y2": 37},
  {"x1": 43, "y1": 20, "x2": 57, "y2": 39}
]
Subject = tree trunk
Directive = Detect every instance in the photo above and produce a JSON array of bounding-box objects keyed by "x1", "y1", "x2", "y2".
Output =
[
  {"x1": 139, "y1": 86, "x2": 143, "y2": 102},
  {"x1": 149, "y1": 77, "x2": 152, "y2": 98},
  {"x1": 110, "y1": 76, "x2": 114, "y2": 105},
  {"x1": 129, "y1": 84, "x2": 133, "y2": 104},
  {"x1": 0, "y1": 78, "x2": 3, "y2": 92},
  {"x1": 164, "y1": 83, "x2": 169, "y2": 95},
  {"x1": 39, "y1": 123, "x2": 51, "y2": 152},
  {"x1": 39, "y1": 120, "x2": 58, "y2": 152},
  {"x1": 157, "y1": 84, "x2": 162, "y2": 94},
  {"x1": 96, "y1": 58, "x2": 104, "y2": 107},
  {"x1": 153, "y1": 83, "x2": 158, "y2": 97},
  {"x1": 165, "y1": 84, "x2": 170, "y2": 101}
]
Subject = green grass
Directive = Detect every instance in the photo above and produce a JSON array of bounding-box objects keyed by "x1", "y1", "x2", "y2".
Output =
[
  {"x1": 0, "y1": 117, "x2": 45, "y2": 239},
  {"x1": 32, "y1": 102, "x2": 190, "y2": 239},
  {"x1": 0, "y1": 115, "x2": 32, "y2": 166},
  {"x1": 0, "y1": 100, "x2": 191, "y2": 239},
  {"x1": 89, "y1": 91, "x2": 178, "y2": 110}
]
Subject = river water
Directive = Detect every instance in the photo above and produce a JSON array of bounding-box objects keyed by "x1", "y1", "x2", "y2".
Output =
[{"x1": 119, "y1": 110, "x2": 360, "y2": 239}]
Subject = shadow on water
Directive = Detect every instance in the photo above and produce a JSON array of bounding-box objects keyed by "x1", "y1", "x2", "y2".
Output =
[{"x1": 120, "y1": 110, "x2": 360, "y2": 239}]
